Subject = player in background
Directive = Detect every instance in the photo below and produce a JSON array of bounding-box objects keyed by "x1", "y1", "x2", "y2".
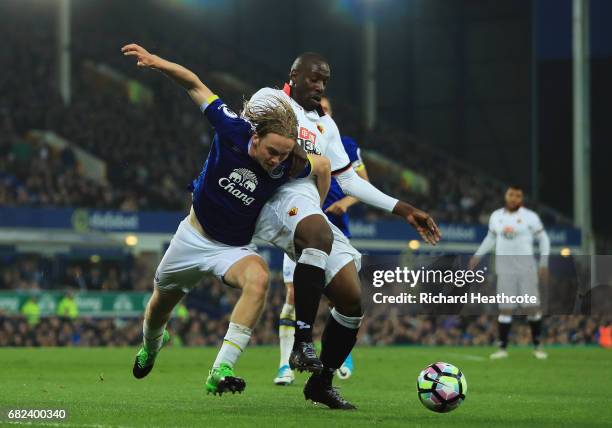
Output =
[
  {"x1": 251, "y1": 53, "x2": 441, "y2": 409},
  {"x1": 122, "y1": 44, "x2": 331, "y2": 395},
  {"x1": 274, "y1": 96, "x2": 367, "y2": 385},
  {"x1": 469, "y1": 185, "x2": 550, "y2": 360}
]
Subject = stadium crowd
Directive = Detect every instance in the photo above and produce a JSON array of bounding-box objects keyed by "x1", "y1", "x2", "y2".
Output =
[
  {"x1": 0, "y1": 1, "x2": 570, "y2": 225},
  {"x1": 0, "y1": 311, "x2": 605, "y2": 348},
  {"x1": 1, "y1": 269, "x2": 608, "y2": 347},
  {"x1": 0, "y1": 253, "x2": 155, "y2": 292}
]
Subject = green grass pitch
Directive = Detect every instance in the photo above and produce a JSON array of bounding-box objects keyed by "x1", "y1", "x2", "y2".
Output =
[{"x1": 1, "y1": 346, "x2": 611, "y2": 427}]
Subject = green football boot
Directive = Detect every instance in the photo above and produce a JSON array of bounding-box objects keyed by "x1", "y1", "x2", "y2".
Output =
[
  {"x1": 132, "y1": 330, "x2": 170, "y2": 379},
  {"x1": 205, "y1": 363, "x2": 246, "y2": 396}
]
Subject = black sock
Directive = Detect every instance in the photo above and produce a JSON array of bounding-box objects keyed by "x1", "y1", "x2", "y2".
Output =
[
  {"x1": 309, "y1": 367, "x2": 335, "y2": 388},
  {"x1": 529, "y1": 320, "x2": 542, "y2": 347},
  {"x1": 293, "y1": 262, "x2": 325, "y2": 343},
  {"x1": 499, "y1": 321, "x2": 511, "y2": 349},
  {"x1": 320, "y1": 313, "x2": 359, "y2": 370}
]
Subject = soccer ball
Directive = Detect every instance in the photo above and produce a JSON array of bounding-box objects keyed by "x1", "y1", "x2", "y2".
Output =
[
  {"x1": 416, "y1": 362, "x2": 467, "y2": 413},
  {"x1": 336, "y1": 366, "x2": 352, "y2": 380}
]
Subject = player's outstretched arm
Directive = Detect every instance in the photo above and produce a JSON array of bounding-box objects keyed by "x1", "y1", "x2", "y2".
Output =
[
  {"x1": 121, "y1": 43, "x2": 213, "y2": 106},
  {"x1": 334, "y1": 168, "x2": 441, "y2": 245},
  {"x1": 309, "y1": 155, "x2": 331, "y2": 206},
  {"x1": 325, "y1": 165, "x2": 369, "y2": 216}
]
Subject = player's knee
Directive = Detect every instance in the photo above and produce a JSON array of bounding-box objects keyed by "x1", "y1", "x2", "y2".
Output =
[
  {"x1": 299, "y1": 229, "x2": 333, "y2": 254},
  {"x1": 285, "y1": 283, "x2": 295, "y2": 304},
  {"x1": 295, "y1": 216, "x2": 333, "y2": 254},
  {"x1": 148, "y1": 287, "x2": 184, "y2": 315},
  {"x1": 334, "y1": 290, "x2": 362, "y2": 317},
  {"x1": 243, "y1": 265, "x2": 270, "y2": 301}
]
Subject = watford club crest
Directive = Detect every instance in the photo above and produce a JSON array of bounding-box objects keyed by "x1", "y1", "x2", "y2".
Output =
[
  {"x1": 502, "y1": 226, "x2": 517, "y2": 239},
  {"x1": 288, "y1": 207, "x2": 299, "y2": 217}
]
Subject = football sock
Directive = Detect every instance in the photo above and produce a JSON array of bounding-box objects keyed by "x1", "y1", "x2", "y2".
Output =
[
  {"x1": 342, "y1": 352, "x2": 354, "y2": 369},
  {"x1": 213, "y1": 322, "x2": 252, "y2": 368},
  {"x1": 498, "y1": 314, "x2": 512, "y2": 349},
  {"x1": 293, "y1": 248, "x2": 328, "y2": 343},
  {"x1": 310, "y1": 367, "x2": 335, "y2": 387},
  {"x1": 320, "y1": 308, "x2": 363, "y2": 370},
  {"x1": 143, "y1": 319, "x2": 166, "y2": 352},
  {"x1": 528, "y1": 313, "x2": 543, "y2": 347},
  {"x1": 279, "y1": 303, "x2": 296, "y2": 367}
]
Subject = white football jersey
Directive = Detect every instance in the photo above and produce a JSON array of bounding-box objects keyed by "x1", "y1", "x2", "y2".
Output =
[
  {"x1": 488, "y1": 206, "x2": 545, "y2": 273},
  {"x1": 249, "y1": 85, "x2": 350, "y2": 204}
]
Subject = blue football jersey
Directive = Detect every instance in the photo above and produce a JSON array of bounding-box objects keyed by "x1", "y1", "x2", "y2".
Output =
[
  {"x1": 191, "y1": 97, "x2": 309, "y2": 246},
  {"x1": 322, "y1": 136, "x2": 362, "y2": 238}
]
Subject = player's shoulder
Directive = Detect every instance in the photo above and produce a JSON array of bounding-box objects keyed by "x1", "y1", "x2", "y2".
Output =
[
  {"x1": 520, "y1": 207, "x2": 543, "y2": 223},
  {"x1": 491, "y1": 208, "x2": 505, "y2": 218},
  {"x1": 519, "y1": 206, "x2": 539, "y2": 218},
  {"x1": 319, "y1": 115, "x2": 342, "y2": 146}
]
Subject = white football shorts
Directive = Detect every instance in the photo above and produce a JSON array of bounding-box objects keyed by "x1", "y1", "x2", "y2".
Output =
[
  {"x1": 282, "y1": 254, "x2": 296, "y2": 283},
  {"x1": 155, "y1": 217, "x2": 260, "y2": 293},
  {"x1": 255, "y1": 191, "x2": 361, "y2": 285},
  {"x1": 496, "y1": 271, "x2": 540, "y2": 309}
]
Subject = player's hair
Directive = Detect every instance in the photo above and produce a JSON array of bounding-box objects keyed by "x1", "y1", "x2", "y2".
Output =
[
  {"x1": 291, "y1": 52, "x2": 329, "y2": 73},
  {"x1": 507, "y1": 184, "x2": 524, "y2": 192},
  {"x1": 242, "y1": 96, "x2": 298, "y2": 141}
]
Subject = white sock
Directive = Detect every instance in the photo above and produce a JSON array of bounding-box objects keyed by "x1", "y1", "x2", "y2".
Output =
[
  {"x1": 279, "y1": 303, "x2": 295, "y2": 367},
  {"x1": 213, "y1": 322, "x2": 252, "y2": 368},
  {"x1": 143, "y1": 319, "x2": 166, "y2": 352}
]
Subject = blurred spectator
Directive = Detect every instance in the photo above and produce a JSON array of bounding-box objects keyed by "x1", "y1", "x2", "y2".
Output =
[
  {"x1": 57, "y1": 290, "x2": 79, "y2": 319},
  {"x1": 21, "y1": 295, "x2": 40, "y2": 326},
  {"x1": 599, "y1": 324, "x2": 612, "y2": 348}
]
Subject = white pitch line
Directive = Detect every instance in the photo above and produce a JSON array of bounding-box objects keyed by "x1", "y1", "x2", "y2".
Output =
[{"x1": 446, "y1": 353, "x2": 486, "y2": 362}]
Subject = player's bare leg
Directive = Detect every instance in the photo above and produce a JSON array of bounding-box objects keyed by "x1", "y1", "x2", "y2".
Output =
[
  {"x1": 290, "y1": 214, "x2": 333, "y2": 374},
  {"x1": 303, "y1": 261, "x2": 362, "y2": 410},
  {"x1": 206, "y1": 255, "x2": 269, "y2": 395},
  {"x1": 275, "y1": 281, "x2": 296, "y2": 385},
  {"x1": 133, "y1": 287, "x2": 185, "y2": 378}
]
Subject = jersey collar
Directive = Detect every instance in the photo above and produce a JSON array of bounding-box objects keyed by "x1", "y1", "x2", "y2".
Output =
[
  {"x1": 503, "y1": 206, "x2": 523, "y2": 214},
  {"x1": 283, "y1": 83, "x2": 326, "y2": 117}
]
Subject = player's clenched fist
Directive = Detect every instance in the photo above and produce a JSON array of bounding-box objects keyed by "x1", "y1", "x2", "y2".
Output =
[{"x1": 121, "y1": 43, "x2": 160, "y2": 68}]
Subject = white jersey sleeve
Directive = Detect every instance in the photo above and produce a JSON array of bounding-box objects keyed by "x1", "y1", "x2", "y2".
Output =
[
  {"x1": 474, "y1": 211, "x2": 498, "y2": 256},
  {"x1": 323, "y1": 117, "x2": 351, "y2": 172},
  {"x1": 528, "y1": 210, "x2": 550, "y2": 267},
  {"x1": 488, "y1": 210, "x2": 499, "y2": 234},
  {"x1": 249, "y1": 87, "x2": 281, "y2": 103},
  {"x1": 335, "y1": 167, "x2": 398, "y2": 212},
  {"x1": 528, "y1": 210, "x2": 545, "y2": 234}
]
